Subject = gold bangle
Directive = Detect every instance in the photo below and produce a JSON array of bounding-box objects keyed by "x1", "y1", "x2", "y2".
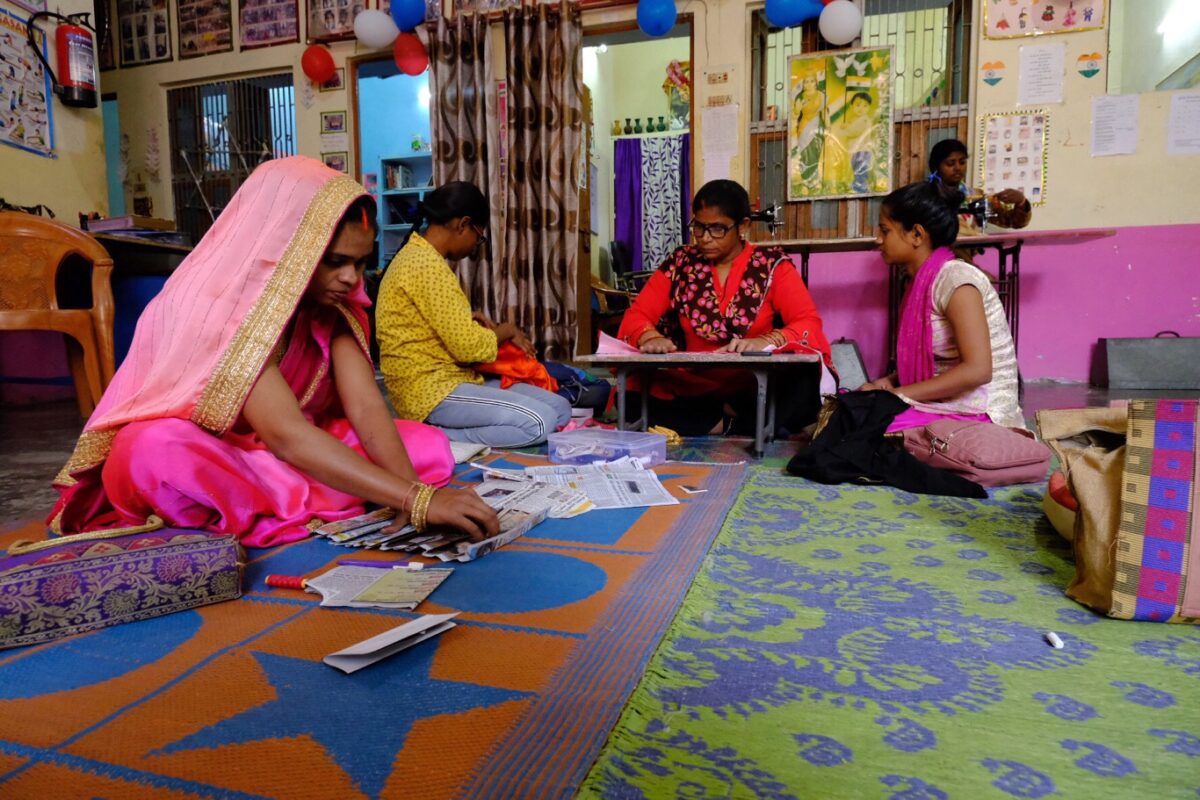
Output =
[
  {"x1": 400, "y1": 482, "x2": 419, "y2": 514},
  {"x1": 411, "y1": 484, "x2": 437, "y2": 532}
]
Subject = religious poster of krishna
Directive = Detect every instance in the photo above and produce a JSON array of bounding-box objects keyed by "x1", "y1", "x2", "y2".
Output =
[{"x1": 787, "y1": 46, "x2": 894, "y2": 202}]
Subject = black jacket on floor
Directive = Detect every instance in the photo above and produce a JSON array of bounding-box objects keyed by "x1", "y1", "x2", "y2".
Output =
[{"x1": 786, "y1": 390, "x2": 987, "y2": 498}]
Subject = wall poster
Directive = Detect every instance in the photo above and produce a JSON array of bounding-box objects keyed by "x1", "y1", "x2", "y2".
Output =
[
  {"x1": 240, "y1": 0, "x2": 298, "y2": 48},
  {"x1": 178, "y1": 0, "x2": 233, "y2": 58},
  {"x1": 985, "y1": 0, "x2": 1106, "y2": 39},
  {"x1": 0, "y1": 6, "x2": 54, "y2": 157},
  {"x1": 117, "y1": 0, "x2": 172, "y2": 67},
  {"x1": 307, "y1": 0, "x2": 358, "y2": 41},
  {"x1": 978, "y1": 110, "x2": 1049, "y2": 205},
  {"x1": 786, "y1": 46, "x2": 894, "y2": 202},
  {"x1": 376, "y1": 0, "x2": 440, "y2": 23}
]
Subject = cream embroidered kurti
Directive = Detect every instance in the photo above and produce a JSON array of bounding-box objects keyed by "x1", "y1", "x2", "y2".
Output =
[{"x1": 908, "y1": 260, "x2": 1025, "y2": 429}]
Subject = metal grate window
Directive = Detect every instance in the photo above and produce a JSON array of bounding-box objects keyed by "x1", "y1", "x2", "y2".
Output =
[
  {"x1": 748, "y1": 0, "x2": 973, "y2": 240},
  {"x1": 167, "y1": 73, "x2": 296, "y2": 244}
]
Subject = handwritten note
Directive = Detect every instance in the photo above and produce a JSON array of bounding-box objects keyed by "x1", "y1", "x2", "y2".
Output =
[
  {"x1": 1018, "y1": 43, "x2": 1065, "y2": 106},
  {"x1": 1090, "y1": 94, "x2": 1138, "y2": 157}
]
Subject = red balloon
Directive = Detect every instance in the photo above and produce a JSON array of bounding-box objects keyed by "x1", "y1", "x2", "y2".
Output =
[
  {"x1": 393, "y1": 33, "x2": 428, "y2": 76},
  {"x1": 301, "y1": 45, "x2": 336, "y2": 84},
  {"x1": 821, "y1": 0, "x2": 835, "y2": 4}
]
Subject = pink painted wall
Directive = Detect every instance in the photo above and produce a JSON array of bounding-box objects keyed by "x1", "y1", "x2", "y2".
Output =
[{"x1": 804, "y1": 223, "x2": 1200, "y2": 383}]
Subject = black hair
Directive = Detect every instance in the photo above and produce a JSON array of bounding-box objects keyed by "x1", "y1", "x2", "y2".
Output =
[
  {"x1": 692, "y1": 179, "x2": 750, "y2": 223},
  {"x1": 334, "y1": 195, "x2": 378, "y2": 237},
  {"x1": 880, "y1": 181, "x2": 959, "y2": 249},
  {"x1": 850, "y1": 91, "x2": 872, "y2": 107},
  {"x1": 928, "y1": 137, "x2": 968, "y2": 175},
  {"x1": 400, "y1": 180, "x2": 489, "y2": 249}
]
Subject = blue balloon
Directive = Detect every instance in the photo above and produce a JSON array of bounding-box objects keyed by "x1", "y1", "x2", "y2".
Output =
[
  {"x1": 765, "y1": 0, "x2": 823, "y2": 29},
  {"x1": 390, "y1": 0, "x2": 424, "y2": 32},
  {"x1": 637, "y1": 0, "x2": 677, "y2": 38}
]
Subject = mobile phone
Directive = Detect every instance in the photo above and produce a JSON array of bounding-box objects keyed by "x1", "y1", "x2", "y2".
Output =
[{"x1": 740, "y1": 350, "x2": 772, "y2": 357}]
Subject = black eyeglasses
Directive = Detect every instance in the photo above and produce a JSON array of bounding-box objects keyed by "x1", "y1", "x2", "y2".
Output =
[
  {"x1": 471, "y1": 224, "x2": 489, "y2": 244},
  {"x1": 689, "y1": 221, "x2": 737, "y2": 241}
]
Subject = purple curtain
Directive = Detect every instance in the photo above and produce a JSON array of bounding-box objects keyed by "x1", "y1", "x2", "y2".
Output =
[
  {"x1": 680, "y1": 133, "x2": 691, "y2": 243},
  {"x1": 613, "y1": 138, "x2": 642, "y2": 277}
]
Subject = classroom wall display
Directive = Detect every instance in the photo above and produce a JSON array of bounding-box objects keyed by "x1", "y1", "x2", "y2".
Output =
[
  {"x1": 319, "y1": 66, "x2": 344, "y2": 91},
  {"x1": 985, "y1": 0, "x2": 1106, "y2": 39},
  {"x1": 786, "y1": 46, "x2": 893, "y2": 202},
  {"x1": 978, "y1": 109, "x2": 1049, "y2": 206},
  {"x1": 240, "y1": 0, "x2": 298, "y2": 48},
  {"x1": 322, "y1": 150, "x2": 347, "y2": 172},
  {"x1": 118, "y1": 0, "x2": 172, "y2": 67},
  {"x1": 178, "y1": 0, "x2": 233, "y2": 58},
  {"x1": 376, "y1": 0, "x2": 440, "y2": 23},
  {"x1": 0, "y1": 6, "x2": 54, "y2": 157},
  {"x1": 308, "y1": 0, "x2": 359, "y2": 42}
]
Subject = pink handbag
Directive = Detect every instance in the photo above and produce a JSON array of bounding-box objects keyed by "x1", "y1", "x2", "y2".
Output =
[{"x1": 902, "y1": 419, "x2": 1051, "y2": 487}]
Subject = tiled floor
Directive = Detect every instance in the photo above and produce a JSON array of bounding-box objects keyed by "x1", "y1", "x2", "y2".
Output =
[{"x1": 3, "y1": 381, "x2": 1197, "y2": 527}]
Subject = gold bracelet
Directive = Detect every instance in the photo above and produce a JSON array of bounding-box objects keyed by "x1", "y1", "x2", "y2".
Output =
[
  {"x1": 411, "y1": 484, "x2": 437, "y2": 532},
  {"x1": 399, "y1": 482, "x2": 419, "y2": 514}
]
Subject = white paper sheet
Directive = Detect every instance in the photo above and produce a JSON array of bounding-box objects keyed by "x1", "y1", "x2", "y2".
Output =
[
  {"x1": 700, "y1": 104, "x2": 739, "y2": 182},
  {"x1": 320, "y1": 132, "x2": 349, "y2": 152},
  {"x1": 323, "y1": 614, "x2": 459, "y2": 674},
  {"x1": 1167, "y1": 92, "x2": 1200, "y2": 155},
  {"x1": 1091, "y1": 94, "x2": 1138, "y2": 157},
  {"x1": 596, "y1": 331, "x2": 641, "y2": 355},
  {"x1": 1018, "y1": 43, "x2": 1065, "y2": 106}
]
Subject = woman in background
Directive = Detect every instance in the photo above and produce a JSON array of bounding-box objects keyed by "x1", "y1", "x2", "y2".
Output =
[
  {"x1": 51, "y1": 157, "x2": 498, "y2": 547},
  {"x1": 376, "y1": 181, "x2": 570, "y2": 447}
]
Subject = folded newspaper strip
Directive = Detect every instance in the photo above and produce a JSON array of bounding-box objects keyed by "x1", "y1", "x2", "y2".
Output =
[
  {"x1": 303, "y1": 565, "x2": 453, "y2": 609},
  {"x1": 469, "y1": 457, "x2": 678, "y2": 511},
  {"x1": 324, "y1": 613, "x2": 459, "y2": 674}
]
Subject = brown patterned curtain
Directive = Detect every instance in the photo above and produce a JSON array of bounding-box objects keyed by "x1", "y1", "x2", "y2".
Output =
[
  {"x1": 421, "y1": 13, "x2": 500, "y2": 317},
  {"x1": 500, "y1": 2, "x2": 583, "y2": 360}
]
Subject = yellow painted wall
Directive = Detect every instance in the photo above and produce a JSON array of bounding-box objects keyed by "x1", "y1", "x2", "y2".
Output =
[
  {"x1": 100, "y1": 32, "x2": 374, "y2": 220},
  {"x1": 1, "y1": 0, "x2": 107, "y2": 223},
  {"x1": 972, "y1": 9, "x2": 1200, "y2": 230}
]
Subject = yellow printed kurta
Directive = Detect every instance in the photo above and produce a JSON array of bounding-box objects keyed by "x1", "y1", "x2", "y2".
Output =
[{"x1": 376, "y1": 233, "x2": 498, "y2": 421}]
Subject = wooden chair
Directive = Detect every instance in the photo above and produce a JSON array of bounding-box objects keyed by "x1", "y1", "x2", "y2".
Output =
[{"x1": 0, "y1": 212, "x2": 115, "y2": 416}]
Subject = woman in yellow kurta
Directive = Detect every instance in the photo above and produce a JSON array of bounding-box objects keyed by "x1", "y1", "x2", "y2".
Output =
[{"x1": 375, "y1": 182, "x2": 571, "y2": 447}]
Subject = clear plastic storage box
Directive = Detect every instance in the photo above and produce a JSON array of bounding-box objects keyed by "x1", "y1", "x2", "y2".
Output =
[{"x1": 546, "y1": 429, "x2": 667, "y2": 467}]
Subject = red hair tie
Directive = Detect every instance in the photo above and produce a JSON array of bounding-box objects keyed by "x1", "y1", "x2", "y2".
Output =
[{"x1": 361, "y1": 206, "x2": 370, "y2": 231}]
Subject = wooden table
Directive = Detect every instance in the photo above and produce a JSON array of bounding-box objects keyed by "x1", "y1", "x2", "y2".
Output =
[
  {"x1": 769, "y1": 228, "x2": 1116, "y2": 354},
  {"x1": 576, "y1": 352, "x2": 820, "y2": 457}
]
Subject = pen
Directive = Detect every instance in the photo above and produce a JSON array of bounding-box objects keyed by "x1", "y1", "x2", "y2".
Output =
[
  {"x1": 265, "y1": 575, "x2": 307, "y2": 590},
  {"x1": 337, "y1": 559, "x2": 410, "y2": 569}
]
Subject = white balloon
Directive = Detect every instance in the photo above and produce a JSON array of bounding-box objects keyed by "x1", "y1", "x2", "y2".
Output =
[
  {"x1": 354, "y1": 9, "x2": 399, "y2": 49},
  {"x1": 818, "y1": 0, "x2": 863, "y2": 46}
]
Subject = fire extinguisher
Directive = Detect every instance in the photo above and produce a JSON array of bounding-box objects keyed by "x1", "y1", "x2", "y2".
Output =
[{"x1": 26, "y1": 12, "x2": 99, "y2": 109}]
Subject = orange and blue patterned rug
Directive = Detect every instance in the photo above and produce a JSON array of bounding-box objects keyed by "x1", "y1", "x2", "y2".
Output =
[
  {"x1": 580, "y1": 469, "x2": 1200, "y2": 799},
  {"x1": 0, "y1": 455, "x2": 745, "y2": 799}
]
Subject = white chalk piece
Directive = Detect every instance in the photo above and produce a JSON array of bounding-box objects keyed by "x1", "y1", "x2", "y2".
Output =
[{"x1": 1044, "y1": 631, "x2": 1064, "y2": 649}]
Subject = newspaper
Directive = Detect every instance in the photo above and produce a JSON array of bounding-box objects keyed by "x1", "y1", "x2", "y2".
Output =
[
  {"x1": 324, "y1": 613, "x2": 459, "y2": 674},
  {"x1": 467, "y1": 457, "x2": 677, "y2": 510}
]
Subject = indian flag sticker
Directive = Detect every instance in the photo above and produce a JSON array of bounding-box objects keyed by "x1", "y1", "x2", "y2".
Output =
[
  {"x1": 1077, "y1": 52, "x2": 1103, "y2": 78},
  {"x1": 982, "y1": 61, "x2": 1006, "y2": 87}
]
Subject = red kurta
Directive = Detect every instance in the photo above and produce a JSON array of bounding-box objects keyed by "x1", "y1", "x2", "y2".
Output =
[{"x1": 617, "y1": 243, "x2": 830, "y2": 401}]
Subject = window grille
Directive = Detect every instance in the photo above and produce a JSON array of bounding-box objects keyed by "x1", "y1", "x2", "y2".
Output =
[
  {"x1": 167, "y1": 72, "x2": 296, "y2": 244},
  {"x1": 748, "y1": 0, "x2": 973, "y2": 240}
]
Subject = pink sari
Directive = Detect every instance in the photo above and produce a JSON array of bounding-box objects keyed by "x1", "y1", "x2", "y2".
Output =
[{"x1": 51, "y1": 157, "x2": 453, "y2": 547}]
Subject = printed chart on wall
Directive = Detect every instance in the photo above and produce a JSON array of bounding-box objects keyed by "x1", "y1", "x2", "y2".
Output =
[
  {"x1": 985, "y1": 0, "x2": 1106, "y2": 39},
  {"x1": 0, "y1": 6, "x2": 54, "y2": 157},
  {"x1": 240, "y1": 0, "x2": 298, "y2": 48},
  {"x1": 178, "y1": 0, "x2": 233, "y2": 58},
  {"x1": 118, "y1": 0, "x2": 172, "y2": 66},
  {"x1": 979, "y1": 110, "x2": 1048, "y2": 205}
]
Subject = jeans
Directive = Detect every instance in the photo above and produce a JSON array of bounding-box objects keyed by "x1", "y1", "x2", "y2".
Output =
[{"x1": 426, "y1": 380, "x2": 571, "y2": 447}]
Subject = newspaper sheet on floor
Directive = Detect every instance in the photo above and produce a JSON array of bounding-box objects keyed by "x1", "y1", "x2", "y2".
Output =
[{"x1": 470, "y1": 456, "x2": 678, "y2": 510}]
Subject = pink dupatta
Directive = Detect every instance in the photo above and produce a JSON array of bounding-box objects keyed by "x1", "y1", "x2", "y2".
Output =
[{"x1": 895, "y1": 246, "x2": 955, "y2": 386}]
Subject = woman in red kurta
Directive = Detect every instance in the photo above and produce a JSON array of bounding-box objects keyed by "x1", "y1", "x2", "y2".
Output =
[{"x1": 617, "y1": 179, "x2": 832, "y2": 436}]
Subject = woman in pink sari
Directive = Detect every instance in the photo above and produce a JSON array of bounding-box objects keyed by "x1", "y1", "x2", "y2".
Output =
[{"x1": 50, "y1": 157, "x2": 499, "y2": 547}]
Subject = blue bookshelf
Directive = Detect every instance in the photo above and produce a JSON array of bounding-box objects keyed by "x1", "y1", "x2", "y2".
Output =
[{"x1": 378, "y1": 153, "x2": 433, "y2": 270}]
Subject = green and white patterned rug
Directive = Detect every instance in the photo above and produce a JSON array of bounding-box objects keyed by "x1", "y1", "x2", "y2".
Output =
[{"x1": 580, "y1": 469, "x2": 1200, "y2": 799}]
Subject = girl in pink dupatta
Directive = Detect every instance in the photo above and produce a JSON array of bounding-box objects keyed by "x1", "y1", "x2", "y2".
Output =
[
  {"x1": 50, "y1": 156, "x2": 499, "y2": 547},
  {"x1": 861, "y1": 181, "x2": 1024, "y2": 432}
]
